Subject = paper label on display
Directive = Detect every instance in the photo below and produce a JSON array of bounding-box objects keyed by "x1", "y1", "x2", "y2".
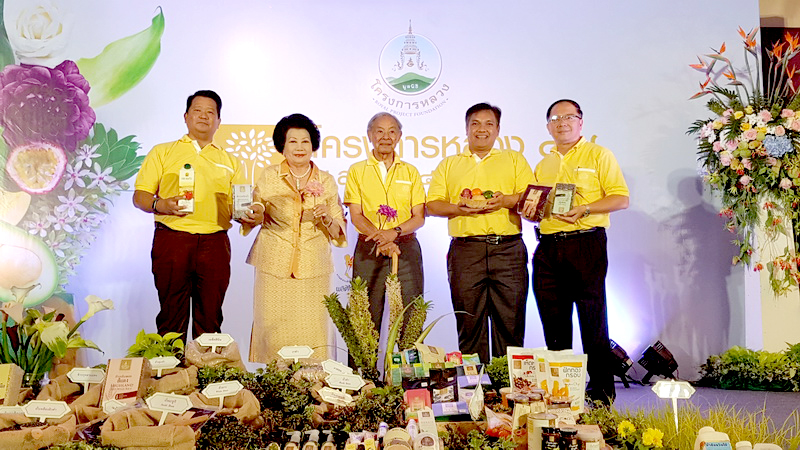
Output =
[
  {"x1": 149, "y1": 356, "x2": 180, "y2": 377},
  {"x1": 102, "y1": 399, "x2": 127, "y2": 414},
  {"x1": 67, "y1": 368, "x2": 106, "y2": 385},
  {"x1": 196, "y1": 333, "x2": 234, "y2": 351},
  {"x1": 22, "y1": 400, "x2": 70, "y2": 421},
  {"x1": 325, "y1": 373, "x2": 366, "y2": 391},
  {"x1": 0, "y1": 405, "x2": 23, "y2": 414},
  {"x1": 277, "y1": 345, "x2": 314, "y2": 362},
  {"x1": 321, "y1": 359, "x2": 354, "y2": 375},
  {"x1": 202, "y1": 380, "x2": 243, "y2": 399},
  {"x1": 318, "y1": 387, "x2": 353, "y2": 406}
]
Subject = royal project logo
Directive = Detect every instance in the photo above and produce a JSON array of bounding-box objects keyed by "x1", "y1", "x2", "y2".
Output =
[{"x1": 371, "y1": 21, "x2": 449, "y2": 117}]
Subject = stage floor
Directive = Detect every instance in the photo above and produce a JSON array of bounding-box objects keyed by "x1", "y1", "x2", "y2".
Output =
[{"x1": 613, "y1": 382, "x2": 800, "y2": 428}]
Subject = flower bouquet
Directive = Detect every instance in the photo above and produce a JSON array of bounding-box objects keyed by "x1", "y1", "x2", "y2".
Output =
[{"x1": 689, "y1": 27, "x2": 800, "y2": 294}]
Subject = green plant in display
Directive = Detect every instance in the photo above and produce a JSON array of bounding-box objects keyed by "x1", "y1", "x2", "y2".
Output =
[
  {"x1": 126, "y1": 329, "x2": 184, "y2": 360},
  {"x1": 486, "y1": 355, "x2": 510, "y2": 389},
  {"x1": 324, "y1": 277, "x2": 380, "y2": 381},
  {"x1": 397, "y1": 295, "x2": 431, "y2": 351},
  {"x1": 439, "y1": 426, "x2": 516, "y2": 450},
  {"x1": 699, "y1": 344, "x2": 800, "y2": 391},
  {"x1": 327, "y1": 385, "x2": 406, "y2": 433}
]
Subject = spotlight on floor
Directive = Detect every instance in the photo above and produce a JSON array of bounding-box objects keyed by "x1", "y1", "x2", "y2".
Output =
[
  {"x1": 638, "y1": 340, "x2": 678, "y2": 384},
  {"x1": 610, "y1": 339, "x2": 638, "y2": 388}
]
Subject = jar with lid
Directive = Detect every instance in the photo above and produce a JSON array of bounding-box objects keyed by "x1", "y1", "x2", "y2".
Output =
[
  {"x1": 541, "y1": 427, "x2": 561, "y2": 450},
  {"x1": 560, "y1": 427, "x2": 579, "y2": 450},
  {"x1": 576, "y1": 428, "x2": 603, "y2": 450}
]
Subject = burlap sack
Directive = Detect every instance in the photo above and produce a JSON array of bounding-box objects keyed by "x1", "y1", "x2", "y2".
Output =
[
  {"x1": 151, "y1": 365, "x2": 198, "y2": 395},
  {"x1": 36, "y1": 373, "x2": 82, "y2": 401},
  {"x1": 189, "y1": 388, "x2": 261, "y2": 426},
  {"x1": 0, "y1": 415, "x2": 76, "y2": 450},
  {"x1": 100, "y1": 408, "x2": 195, "y2": 450},
  {"x1": 69, "y1": 383, "x2": 102, "y2": 410},
  {"x1": 185, "y1": 340, "x2": 246, "y2": 370}
]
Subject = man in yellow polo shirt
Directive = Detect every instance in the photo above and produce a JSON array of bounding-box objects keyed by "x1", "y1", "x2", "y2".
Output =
[
  {"x1": 133, "y1": 90, "x2": 264, "y2": 339},
  {"x1": 528, "y1": 99, "x2": 629, "y2": 405},
  {"x1": 427, "y1": 103, "x2": 533, "y2": 364},
  {"x1": 344, "y1": 112, "x2": 426, "y2": 335}
]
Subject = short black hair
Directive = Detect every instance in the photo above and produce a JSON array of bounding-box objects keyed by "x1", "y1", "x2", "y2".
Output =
[
  {"x1": 272, "y1": 113, "x2": 321, "y2": 153},
  {"x1": 465, "y1": 102, "x2": 501, "y2": 125},
  {"x1": 546, "y1": 99, "x2": 582, "y2": 119},
  {"x1": 186, "y1": 90, "x2": 222, "y2": 117}
]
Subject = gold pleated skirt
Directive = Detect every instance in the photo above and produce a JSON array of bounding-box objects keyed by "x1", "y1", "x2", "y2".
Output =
[{"x1": 249, "y1": 271, "x2": 333, "y2": 362}]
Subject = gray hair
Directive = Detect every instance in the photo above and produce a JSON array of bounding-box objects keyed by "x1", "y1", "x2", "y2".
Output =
[{"x1": 366, "y1": 112, "x2": 403, "y2": 133}]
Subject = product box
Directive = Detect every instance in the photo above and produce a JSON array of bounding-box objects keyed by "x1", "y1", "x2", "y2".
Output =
[
  {"x1": 431, "y1": 401, "x2": 470, "y2": 422},
  {"x1": 101, "y1": 358, "x2": 151, "y2": 405},
  {"x1": 551, "y1": 183, "x2": 576, "y2": 215},
  {"x1": 232, "y1": 184, "x2": 253, "y2": 220},
  {"x1": 518, "y1": 184, "x2": 553, "y2": 222},
  {"x1": 177, "y1": 164, "x2": 194, "y2": 213},
  {"x1": 0, "y1": 363, "x2": 24, "y2": 406}
]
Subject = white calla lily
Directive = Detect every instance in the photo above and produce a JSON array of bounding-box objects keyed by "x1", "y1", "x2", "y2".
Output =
[{"x1": 80, "y1": 295, "x2": 114, "y2": 322}]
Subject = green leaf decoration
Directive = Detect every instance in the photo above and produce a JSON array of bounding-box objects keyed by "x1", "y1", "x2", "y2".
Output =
[
  {"x1": 85, "y1": 123, "x2": 144, "y2": 181},
  {"x1": 76, "y1": 7, "x2": 165, "y2": 107},
  {"x1": 0, "y1": 1, "x2": 15, "y2": 71}
]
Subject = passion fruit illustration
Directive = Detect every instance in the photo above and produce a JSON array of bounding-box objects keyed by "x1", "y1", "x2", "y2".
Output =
[{"x1": 5, "y1": 142, "x2": 67, "y2": 194}]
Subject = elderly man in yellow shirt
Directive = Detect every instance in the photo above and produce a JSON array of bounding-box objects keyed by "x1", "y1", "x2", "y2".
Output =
[
  {"x1": 133, "y1": 90, "x2": 264, "y2": 340},
  {"x1": 427, "y1": 103, "x2": 533, "y2": 365},
  {"x1": 344, "y1": 112, "x2": 426, "y2": 336},
  {"x1": 528, "y1": 99, "x2": 629, "y2": 405}
]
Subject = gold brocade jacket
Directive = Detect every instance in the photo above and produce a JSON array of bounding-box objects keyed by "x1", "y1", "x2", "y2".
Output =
[{"x1": 245, "y1": 161, "x2": 347, "y2": 278}]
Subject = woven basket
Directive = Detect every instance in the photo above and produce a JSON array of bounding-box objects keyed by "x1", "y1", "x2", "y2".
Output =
[{"x1": 459, "y1": 197, "x2": 489, "y2": 208}]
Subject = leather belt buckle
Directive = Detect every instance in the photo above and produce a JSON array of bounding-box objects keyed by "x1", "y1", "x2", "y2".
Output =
[{"x1": 486, "y1": 235, "x2": 501, "y2": 244}]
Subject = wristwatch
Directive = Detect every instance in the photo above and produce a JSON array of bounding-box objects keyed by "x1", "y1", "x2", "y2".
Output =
[
  {"x1": 393, "y1": 226, "x2": 402, "y2": 240},
  {"x1": 582, "y1": 206, "x2": 591, "y2": 218}
]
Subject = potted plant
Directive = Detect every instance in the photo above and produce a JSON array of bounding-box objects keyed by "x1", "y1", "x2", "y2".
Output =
[{"x1": 0, "y1": 294, "x2": 113, "y2": 391}]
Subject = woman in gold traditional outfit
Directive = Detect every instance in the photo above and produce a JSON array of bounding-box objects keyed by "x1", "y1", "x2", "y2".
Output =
[{"x1": 246, "y1": 113, "x2": 346, "y2": 362}]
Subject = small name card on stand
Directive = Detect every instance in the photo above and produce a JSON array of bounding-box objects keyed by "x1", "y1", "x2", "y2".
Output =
[
  {"x1": 0, "y1": 405, "x2": 23, "y2": 414},
  {"x1": 145, "y1": 393, "x2": 192, "y2": 426},
  {"x1": 277, "y1": 345, "x2": 314, "y2": 363},
  {"x1": 317, "y1": 386, "x2": 353, "y2": 406},
  {"x1": 196, "y1": 333, "x2": 234, "y2": 352},
  {"x1": 67, "y1": 368, "x2": 106, "y2": 393},
  {"x1": 321, "y1": 359, "x2": 353, "y2": 375},
  {"x1": 202, "y1": 380, "x2": 244, "y2": 408},
  {"x1": 22, "y1": 400, "x2": 70, "y2": 422},
  {"x1": 325, "y1": 373, "x2": 365, "y2": 392},
  {"x1": 149, "y1": 356, "x2": 180, "y2": 378},
  {"x1": 102, "y1": 399, "x2": 127, "y2": 415}
]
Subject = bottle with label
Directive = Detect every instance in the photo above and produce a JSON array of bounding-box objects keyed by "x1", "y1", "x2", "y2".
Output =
[{"x1": 178, "y1": 163, "x2": 194, "y2": 213}]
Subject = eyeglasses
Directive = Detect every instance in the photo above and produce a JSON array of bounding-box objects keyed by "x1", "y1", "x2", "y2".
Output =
[{"x1": 548, "y1": 114, "x2": 582, "y2": 123}]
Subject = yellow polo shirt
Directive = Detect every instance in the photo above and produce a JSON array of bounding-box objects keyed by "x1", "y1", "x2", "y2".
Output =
[
  {"x1": 534, "y1": 137, "x2": 629, "y2": 234},
  {"x1": 343, "y1": 152, "x2": 426, "y2": 231},
  {"x1": 428, "y1": 147, "x2": 533, "y2": 237},
  {"x1": 134, "y1": 135, "x2": 245, "y2": 234}
]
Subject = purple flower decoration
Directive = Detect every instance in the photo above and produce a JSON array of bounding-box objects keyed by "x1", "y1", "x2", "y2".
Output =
[
  {"x1": 764, "y1": 134, "x2": 793, "y2": 158},
  {"x1": 377, "y1": 204, "x2": 398, "y2": 221},
  {"x1": 0, "y1": 60, "x2": 95, "y2": 151}
]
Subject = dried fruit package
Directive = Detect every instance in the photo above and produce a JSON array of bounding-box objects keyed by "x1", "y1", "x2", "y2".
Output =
[
  {"x1": 545, "y1": 351, "x2": 587, "y2": 414},
  {"x1": 507, "y1": 346, "x2": 545, "y2": 393}
]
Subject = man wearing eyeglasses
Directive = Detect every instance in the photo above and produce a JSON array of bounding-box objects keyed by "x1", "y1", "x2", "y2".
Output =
[{"x1": 528, "y1": 99, "x2": 629, "y2": 405}]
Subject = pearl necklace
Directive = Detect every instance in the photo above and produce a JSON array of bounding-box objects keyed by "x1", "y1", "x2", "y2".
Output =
[{"x1": 288, "y1": 164, "x2": 311, "y2": 190}]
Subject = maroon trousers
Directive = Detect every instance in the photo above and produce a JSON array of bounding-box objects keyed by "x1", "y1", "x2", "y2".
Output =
[{"x1": 152, "y1": 223, "x2": 231, "y2": 340}]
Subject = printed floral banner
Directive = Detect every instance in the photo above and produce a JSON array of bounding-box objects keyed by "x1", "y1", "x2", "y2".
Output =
[{"x1": 0, "y1": 1, "x2": 164, "y2": 307}]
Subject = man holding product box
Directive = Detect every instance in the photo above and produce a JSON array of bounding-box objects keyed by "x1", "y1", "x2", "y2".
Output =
[
  {"x1": 133, "y1": 90, "x2": 264, "y2": 340},
  {"x1": 344, "y1": 112, "x2": 426, "y2": 335},
  {"x1": 527, "y1": 99, "x2": 629, "y2": 405},
  {"x1": 427, "y1": 102, "x2": 533, "y2": 365}
]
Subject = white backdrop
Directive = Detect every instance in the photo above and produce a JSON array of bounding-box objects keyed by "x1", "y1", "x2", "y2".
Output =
[{"x1": 7, "y1": 0, "x2": 760, "y2": 380}]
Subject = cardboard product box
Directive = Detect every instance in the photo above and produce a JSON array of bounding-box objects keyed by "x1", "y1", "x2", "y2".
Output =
[
  {"x1": 232, "y1": 184, "x2": 253, "y2": 220},
  {"x1": 0, "y1": 363, "x2": 24, "y2": 406},
  {"x1": 432, "y1": 401, "x2": 470, "y2": 422},
  {"x1": 101, "y1": 358, "x2": 151, "y2": 405}
]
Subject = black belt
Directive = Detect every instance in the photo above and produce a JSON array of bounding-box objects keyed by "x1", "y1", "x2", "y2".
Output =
[
  {"x1": 538, "y1": 227, "x2": 600, "y2": 242},
  {"x1": 358, "y1": 232, "x2": 417, "y2": 243},
  {"x1": 454, "y1": 234, "x2": 522, "y2": 244}
]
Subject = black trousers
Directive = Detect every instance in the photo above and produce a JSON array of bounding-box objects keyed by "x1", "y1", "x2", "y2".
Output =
[
  {"x1": 152, "y1": 224, "x2": 231, "y2": 340},
  {"x1": 532, "y1": 227, "x2": 615, "y2": 402},
  {"x1": 446, "y1": 236, "x2": 528, "y2": 364},
  {"x1": 352, "y1": 234, "x2": 424, "y2": 334}
]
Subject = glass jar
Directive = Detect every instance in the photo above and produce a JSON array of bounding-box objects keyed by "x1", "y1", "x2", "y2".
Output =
[
  {"x1": 560, "y1": 427, "x2": 579, "y2": 450},
  {"x1": 542, "y1": 427, "x2": 561, "y2": 450}
]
